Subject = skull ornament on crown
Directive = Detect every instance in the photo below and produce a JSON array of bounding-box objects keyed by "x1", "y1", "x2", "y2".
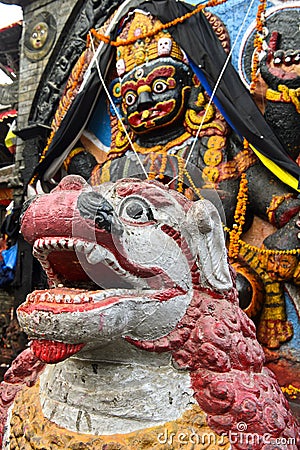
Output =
[
  {"x1": 115, "y1": 12, "x2": 189, "y2": 77},
  {"x1": 158, "y1": 37, "x2": 172, "y2": 56}
]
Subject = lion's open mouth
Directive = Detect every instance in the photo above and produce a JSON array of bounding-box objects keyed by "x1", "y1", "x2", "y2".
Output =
[
  {"x1": 18, "y1": 235, "x2": 186, "y2": 363},
  {"x1": 17, "y1": 177, "x2": 198, "y2": 364},
  {"x1": 31, "y1": 236, "x2": 180, "y2": 292}
]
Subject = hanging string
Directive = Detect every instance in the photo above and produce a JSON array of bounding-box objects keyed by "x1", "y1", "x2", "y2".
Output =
[
  {"x1": 89, "y1": 32, "x2": 149, "y2": 180},
  {"x1": 90, "y1": 0, "x2": 256, "y2": 188},
  {"x1": 184, "y1": 0, "x2": 257, "y2": 170},
  {"x1": 80, "y1": 0, "x2": 136, "y2": 93},
  {"x1": 166, "y1": 0, "x2": 257, "y2": 188}
]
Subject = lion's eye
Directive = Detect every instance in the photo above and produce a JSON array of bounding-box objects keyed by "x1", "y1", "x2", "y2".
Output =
[
  {"x1": 125, "y1": 203, "x2": 144, "y2": 219},
  {"x1": 120, "y1": 198, "x2": 154, "y2": 223},
  {"x1": 152, "y1": 80, "x2": 168, "y2": 94}
]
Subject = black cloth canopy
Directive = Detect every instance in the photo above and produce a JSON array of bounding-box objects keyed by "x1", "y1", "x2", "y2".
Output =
[{"x1": 31, "y1": 0, "x2": 300, "y2": 190}]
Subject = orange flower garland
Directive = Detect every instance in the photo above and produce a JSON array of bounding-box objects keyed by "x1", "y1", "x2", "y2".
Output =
[
  {"x1": 228, "y1": 171, "x2": 248, "y2": 260},
  {"x1": 250, "y1": 0, "x2": 267, "y2": 93},
  {"x1": 89, "y1": 0, "x2": 228, "y2": 48},
  {"x1": 281, "y1": 384, "x2": 300, "y2": 400}
]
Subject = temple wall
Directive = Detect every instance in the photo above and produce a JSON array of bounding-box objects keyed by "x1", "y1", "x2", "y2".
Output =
[
  {"x1": 14, "y1": 0, "x2": 77, "y2": 192},
  {"x1": 17, "y1": 0, "x2": 75, "y2": 128}
]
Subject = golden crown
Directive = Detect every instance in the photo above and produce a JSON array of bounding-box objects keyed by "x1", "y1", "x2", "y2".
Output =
[{"x1": 115, "y1": 11, "x2": 188, "y2": 76}]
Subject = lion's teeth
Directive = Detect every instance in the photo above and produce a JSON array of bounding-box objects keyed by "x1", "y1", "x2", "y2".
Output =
[
  {"x1": 67, "y1": 239, "x2": 75, "y2": 249},
  {"x1": 84, "y1": 242, "x2": 94, "y2": 252},
  {"x1": 55, "y1": 295, "x2": 63, "y2": 303},
  {"x1": 86, "y1": 246, "x2": 107, "y2": 264},
  {"x1": 65, "y1": 295, "x2": 72, "y2": 303},
  {"x1": 75, "y1": 241, "x2": 84, "y2": 252},
  {"x1": 74, "y1": 295, "x2": 82, "y2": 303}
]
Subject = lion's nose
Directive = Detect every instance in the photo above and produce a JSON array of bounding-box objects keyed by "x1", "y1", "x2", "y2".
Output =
[{"x1": 77, "y1": 191, "x2": 123, "y2": 235}]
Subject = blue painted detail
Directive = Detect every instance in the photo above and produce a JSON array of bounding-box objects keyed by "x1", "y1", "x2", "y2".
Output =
[
  {"x1": 183, "y1": 0, "x2": 272, "y2": 70},
  {"x1": 278, "y1": 290, "x2": 300, "y2": 362},
  {"x1": 87, "y1": 90, "x2": 111, "y2": 147}
]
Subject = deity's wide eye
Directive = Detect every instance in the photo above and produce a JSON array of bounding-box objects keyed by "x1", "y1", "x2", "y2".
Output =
[
  {"x1": 152, "y1": 80, "x2": 168, "y2": 94},
  {"x1": 32, "y1": 32, "x2": 38, "y2": 39},
  {"x1": 125, "y1": 91, "x2": 137, "y2": 106},
  {"x1": 119, "y1": 197, "x2": 154, "y2": 223}
]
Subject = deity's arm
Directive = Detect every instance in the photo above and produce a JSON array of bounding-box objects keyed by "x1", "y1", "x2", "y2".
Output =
[{"x1": 246, "y1": 161, "x2": 300, "y2": 228}]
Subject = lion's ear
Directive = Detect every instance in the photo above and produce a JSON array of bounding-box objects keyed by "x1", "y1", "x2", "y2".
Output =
[{"x1": 187, "y1": 199, "x2": 232, "y2": 292}]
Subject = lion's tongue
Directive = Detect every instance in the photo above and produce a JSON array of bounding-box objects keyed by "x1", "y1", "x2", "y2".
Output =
[{"x1": 31, "y1": 339, "x2": 84, "y2": 363}]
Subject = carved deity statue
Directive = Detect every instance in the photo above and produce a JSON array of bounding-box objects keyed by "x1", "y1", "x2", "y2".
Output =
[{"x1": 2, "y1": 1, "x2": 300, "y2": 447}]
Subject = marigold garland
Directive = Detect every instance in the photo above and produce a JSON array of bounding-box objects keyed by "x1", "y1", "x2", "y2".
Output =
[
  {"x1": 250, "y1": 0, "x2": 267, "y2": 93},
  {"x1": 223, "y1": 137, "x2": 300, "y2": 259},
  {"x1": 183, "y1": 168, "x2": 204, "y2": 199},
  {"x1": 238, "y1": 240, "x2": 300, "y2": 257},
  {"x1": 228, "y1": 171, "x2": 248, "y2": 260},
  {"x1": 281, "y1": 384, "x2": 300, "y2": 400},
  {"x1": 89, "y1": 0, "x2": 228, "y2": 48},
  {"x1": 175, "y1": 155, "x2": 185, "y2": 193},
  {"x1": 148, "y1": 153, "x2": 158, "y2": 180},
  {"x1": 223, "y1": 160, "x2": 300, "y2": 257}
]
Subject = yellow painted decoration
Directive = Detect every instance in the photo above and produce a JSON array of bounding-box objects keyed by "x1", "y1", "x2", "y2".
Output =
[
  {"x1": 203, "y1": 148, "x2": 223, "y2": 166},
  {"x1": 249, "y1": 143, "x2": 300, "y2": 192},
  {"x1": 63, "y1": 147, "x2": 86, "y2": 171},
  {"x1": 9, "y1": 382, "x2": 230, "y2": 450},
  {"x1": 266, "y1": 85, "x2": 300, "y2": 114}
]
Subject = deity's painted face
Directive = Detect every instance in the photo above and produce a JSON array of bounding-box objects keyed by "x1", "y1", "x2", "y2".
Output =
[
  {"x1": 266, "y1": 252, "x2": 298, "y2": 281},
  {"x1": 30, "y1": 22, "x2": 49, "y2": 49},
  {"x1": 120, "y1": 58, "x2": 192, "y2": 136}
]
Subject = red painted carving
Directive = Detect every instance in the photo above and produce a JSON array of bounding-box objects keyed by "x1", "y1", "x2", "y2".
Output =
[
  {"x1": 2, "y1": 177, "x2": 300, "y2": 448},
  {"x1": 0, "y1": 348, "x2": 45, "y2": 447}
]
